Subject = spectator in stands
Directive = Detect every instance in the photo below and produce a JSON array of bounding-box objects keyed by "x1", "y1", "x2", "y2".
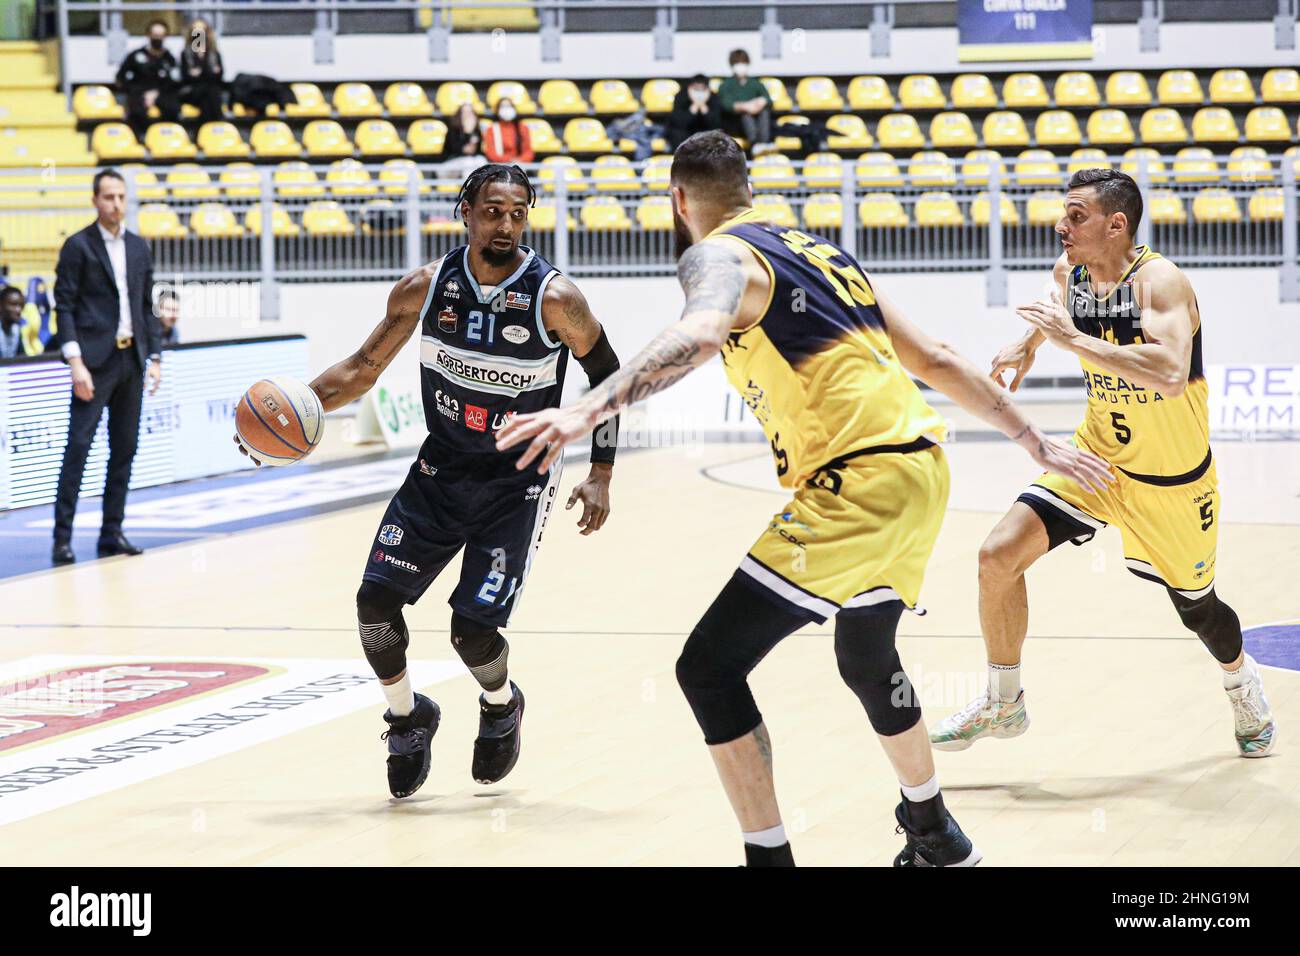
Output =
[
  {"x1": 0, "y1": 285, "x2": 25, "y2": 359},
  {"x1": 156, "y1": 288, "x2": 180, "y2": 346},
  {"x1": 483, "y1": 98, "x2": 534, "y2": 165},
  {"x1": 116, "y1": 18, "x2": 181, "y2": 138},
  {"x1": 607, "y1": 108, "x2": 663, "y2": 162},
  {"x1": 440, "y1": 103, "x2": 488, "y2": 179},
  {"x1": 180, "y1": 18, "x2": 225, "y2": 123},
  {"x1": 667, "y1": 74, "x2": 722, "y2": 150},
  {"x1": 718, "y1": 49, "x2": 773, "y2": 155}
]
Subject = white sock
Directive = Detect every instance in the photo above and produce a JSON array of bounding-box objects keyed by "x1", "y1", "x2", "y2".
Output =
[
  {"x1": 483, "y1": 681, "x2": 514, "y2": 706},
  {"x1": 742, "y1": 823, "x2": 787, "y2": 848},
  {"x1": 1222, "y1": 655, "x2": 1255, "y2": 690},
  {"x1": 900, "y1": 773, "x2": 940, "y2": 803},
  {"x1": 988, "y1": 662, "x2": 1021, "y2": 702},
  {"x1": 382, "y1": 673, "x2": 415, "y2": 716}
]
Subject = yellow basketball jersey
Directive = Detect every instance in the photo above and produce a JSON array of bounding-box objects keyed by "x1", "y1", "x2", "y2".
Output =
[
  {"x1": 1066, "y1": 246, "x2": 1211, "y2": 481},
  {"x1": 710, "y1": 210, "x2": 947, "y2": 488}
]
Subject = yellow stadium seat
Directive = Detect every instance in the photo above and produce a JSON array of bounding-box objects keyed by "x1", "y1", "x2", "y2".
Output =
[
  {"x1": 1087, "y1": 109, "x2": 1135, "y2": 145},
  {"x1": 563, "y1": 118, "x2": 613, "y2": 152},
  {"x1": 92, "y1": 122, "x2": 145, "y2": 160},
  {"x1": 145, "y1": 122, "x2": 197, "y2": 159},
  {"x1": 983, "y1": 111, "x2": 1029, "y2": 148},
  {"x1": 1227, "y1": 146, "x2": 1273, "y2": 183},
  {"x1": 1245, "y1": 106, "x2": 1290, "y2": 142},
  {"x1": 1003, "y1": 73, "x2": 1049, "y2": 108},
  {"x1": 1191, "y1": 106, "x2": 1240, "y2": 143},
  {"x1": 189, "y1": 203, "x2": 244, "y2": 238},
  {"x1": 929, "y1": 112, "x2": 977, "y2": 149},
  {"x1": 1156, "y1": 70, "x2": 1203, "y2": 105},
  {"x1": 751, "y1": 194, "x2": 798, "y2": 228},
  {"x1": 274, "y1": 161, "x2": 325, "y2": 198},
  {"x1": 590, "y1": 79, "x2": 638, "y2": 114},
  {"x1": 303, "y1": 120, "x2": 353, "y2": 158},
  {"x1": 875, "y1": 114, "x2": 924, "y2": 150},
  {"x1": 538, "y1": 79, "x2": 587, "y2": 115},
  {"x1": 1173, "y1": 147, "x2": 1220, "y2": 184},
  {"x1": 1106, "y1": 71, "x2": 1152, "y2": 106},
  {"x1": 1026, "y1": 192, "x2": 1065, "y2": 226},
  {"x1": 327, "y1": 158, "x2": 378, "y2": 197},
  {"x1": 1192, "y1": 188, "x2": 1241, "y2": 223},
  {"x1": 1208, "y1": 69, "x2": 1254, "y2": 104},
  {"x1": 1140, "y1": 108, "x2": 1188, "y2": 144},
  {"x1": 641, "y1": 154, "x2": 673, "y2": 190},
  {"x1": 285, "y1": 83, "x2": 331, "y2": 118},
  {"x1": 384, "y1": 83, "x2": 434, "y2": 118},
  {"x1": 751, "y1": 153, "x2": 800, "y2": 190},
  {"x1": 302, "y1": 200, "x2": 355, "y2": 236},
  {"x1": 137, "y1": 203, "x2": 188, "y2": 239},
  {"x1": 1248, "y1": 189, "x2": 1285, "y2": 222},
  {"x1": 436, "y1": 81, "x2": 486, "y2": 117},
  {"x1": 333, "y1": 82, "x2": 381, "y2": 118},
  {"x1": 858, "y1": 193, "x2": 909, "y2": 227},
  {"x1": 166, "y1": 164, "x2": 218, "y2": 200},
  {"x1": 356, "y1": 120, "x2": 404, "y2": 157},
  {"x1": 635, "y1": 195, "x2": 674, "y2": 230},
  {"x1": 1147, "y1": 190, "x2": 1187, "y2": 225},
  {"x1": 73, "y1": 85, "x2": 124, "y2": 120},
  {"x1": 824, "y1": 114, "x2": 873, "y2": 150},
  {"x1": 379, "y1": 159, "x2": 429, "y2": 196},
  {"x1": 898, "y1": 75, "x2": 944, "y2": 110},
  {"x1": 802, "y1": 193, "x2": 843, "y2": 231},
  {"x1": 121, "y1": 163, "x2": 165, "y2": 200},
  {"x1": 1055, "y1": 71, "x2": 1101, "y2": 107},
  {"x1": 219, "y1": 163, "x2": 262, "y2": 198},
  {"x1": 526, "y1": 202, "x2": 576, "y2": 232},
  {"x1": 538, "y1": 155, "x2": 588, "y2": 193},
  {"x1": 485, "y1": 81, "x2": 537, "y2": 116},
  {"x1": 579, "y1": 196, "x2": 632, "y2": 230},
  {"x1": 591, "y1": 155, "x2": 637, "y2": 191},
  {"x1": 1261, "y1": 68, "x2": 1300, "y2": 103},
  {"x1": 1120, "y1": 147, "x2": 1170, "y2": 184},
  {"x1": 846, "y1": 76, "x2": 893, "y2": 111},
  {"x1": 970, "y1": 193, "x2": 1020, "y2": 226},
  {"x1": 1014, "y1": 149, "x2": 1061, "y2": 186},
  {"x1": 1067, "y1": 147, "x2": 1110, "y2": 174},
  {"x1": 250, "y1": 120, "x2": 301, "y2": 158},
  {"x1": 855, "y1": 152, "x2": 904, "y2": 188},
  {"x1": 795, "y1": 77, "x2": 844, "y2": 112},
  {"x1": 951, "y1": 74, "x2": 996, "y2": 109},
  {"x1": 760, "y1": 77, "x2": 795, "y2": 113},
  {"x1": 960, "y1": 149, "x2": 1002, "y2": 185},
  {"x1": 406, "y1": 119, "x2": 448, "y2": 156},
  {"x1": 771, "y1": 113, "x2": 809, "y2": 153},
  {"x1": 641, "y1": 78, "x2": 680, "y2": 113},
  {"x1": 916, "y1": 192, "x2": 964, "y2": 227},
  {"x1": 521, "y1": 118, "x2": 563, "y2": 155},
  {"x1": 802, "y1": 152, "x2": 843, "y2": 189},
  {"x1": 908, "y1": 151, "x2": 956, "y2": 187},
  {"x1": 1035, "y1": 110, "x2": 1081, "y2": 146},
  {"x1": 197, "y1": 121, "x2": 249, "y2": 158}
]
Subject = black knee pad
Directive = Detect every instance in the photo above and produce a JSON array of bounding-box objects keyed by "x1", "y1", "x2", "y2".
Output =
[
  {"x1": 834, "y1": 601, "x2": 921, "y2": 737},
  {"x1": 450, "y1": 611, "x2": 509, "y2": 691},
  {"x1": 356, "y1": 581, "x2": 410, "y2": 680},
  {"x1": 1168, "y1": 589, "x2": 1243, "y2": 664}
]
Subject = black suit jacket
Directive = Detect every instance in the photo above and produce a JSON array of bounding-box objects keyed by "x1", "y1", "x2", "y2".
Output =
[{"x1": 54, "y1": 223, "x2": 160, "y2": 371}]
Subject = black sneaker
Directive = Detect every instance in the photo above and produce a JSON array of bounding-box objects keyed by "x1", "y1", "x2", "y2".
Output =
[
  {"x1": 892, "y1": 801, "x2": 982, "y2": 867},
  {"x1": 472, "y1": 682, "x2": 524, "y2": 785},
  {"x1": 380, "y1": 693, "x2": 440, "y2": 798}
]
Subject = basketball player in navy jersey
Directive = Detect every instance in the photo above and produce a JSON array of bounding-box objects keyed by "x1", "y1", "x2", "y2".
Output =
[{"x1": 239, "y1": 165, "x2": 621, "y2": 796}]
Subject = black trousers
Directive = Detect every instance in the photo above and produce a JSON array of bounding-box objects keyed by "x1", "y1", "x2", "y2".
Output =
[
  {"x1": 125, "y1": 87, "x2": 179, "y2": 137},
  {"x1": 53, "y1": 348, "x2": 144, "y2": 543}
]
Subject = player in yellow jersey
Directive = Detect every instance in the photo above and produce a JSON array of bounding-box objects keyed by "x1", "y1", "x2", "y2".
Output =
[
  {"x1": 930, "y1": 168, "x2": 1277, "y2": 758},
  {"x1": 496, "y1": 131, "x2": 1112, "y2": 866}
]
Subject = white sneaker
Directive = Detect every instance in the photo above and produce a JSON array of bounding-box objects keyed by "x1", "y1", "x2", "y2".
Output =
[
  {"x1": 929, "y1": 690, "x2": 1030, "y2": 752},
  {"x1": 1227, "y1": 656, "x2": 1276, "y2": 758}
]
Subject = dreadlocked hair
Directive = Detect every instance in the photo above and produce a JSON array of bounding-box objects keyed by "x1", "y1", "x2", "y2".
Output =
[{"x1": 455, "y1": 164, "x2": 537, "y2": 220}]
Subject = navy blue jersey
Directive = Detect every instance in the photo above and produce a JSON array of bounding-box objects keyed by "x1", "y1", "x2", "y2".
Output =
[{"x1": 420, "y1": 245, "x2": 569, "y2": 458}]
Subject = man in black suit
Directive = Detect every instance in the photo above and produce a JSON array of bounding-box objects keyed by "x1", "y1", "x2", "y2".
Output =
[{"x1": 52, "y1": 169, "x2": 163, "y2": 565}]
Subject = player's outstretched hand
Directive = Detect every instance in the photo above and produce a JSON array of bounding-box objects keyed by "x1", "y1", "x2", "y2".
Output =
[
  {"x1": 990, "y1": 338, "x2": 1037, "y2": 392},
  {"x1": 567, "y1": 474, "x2": 611, "y2": 536},
  {"x1": 232, "y1": 433, "x2": 263, "y2": 467},
  {"x1": 1032, "y1": 434, "x2": 1114, "y2": 494},
  {"x1": 495, "y1": 405, "x2": 596, "y2": 474}
]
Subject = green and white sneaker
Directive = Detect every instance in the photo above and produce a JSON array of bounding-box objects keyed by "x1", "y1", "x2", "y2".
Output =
[
  {"x1": 929, "y1": 690, "x2": 1030, "y2": 752},
  {"x1": 1227, "y1": 658, "x2": 1276, "y2": 758}
]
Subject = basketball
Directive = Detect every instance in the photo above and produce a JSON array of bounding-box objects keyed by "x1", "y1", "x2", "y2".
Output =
[{"x1": 234, "y1": 376, "x2": 324, "y2": 466}]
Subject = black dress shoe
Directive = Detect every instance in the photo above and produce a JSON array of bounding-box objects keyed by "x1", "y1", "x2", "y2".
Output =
[
  {"x1": 52, "y1": 543, "x2": 76, "y2": 565},
  {"x1": 97, "y1": 532, "x2": 143, "y2": 557}
]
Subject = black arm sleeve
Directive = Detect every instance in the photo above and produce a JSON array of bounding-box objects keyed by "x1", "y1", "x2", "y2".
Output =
[{"x1": 576, "y1": 327, "x2": 620, "y2": 465}]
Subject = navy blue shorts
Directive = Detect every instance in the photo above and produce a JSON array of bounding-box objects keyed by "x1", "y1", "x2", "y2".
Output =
[{"x1": 361, "y1": 439, "x2": 564, "y2": 628}]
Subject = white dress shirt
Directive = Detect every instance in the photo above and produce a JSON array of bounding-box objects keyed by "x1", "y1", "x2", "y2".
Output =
[{"x1": 61, "y1": 222, "x2": 134, "y2": 361}]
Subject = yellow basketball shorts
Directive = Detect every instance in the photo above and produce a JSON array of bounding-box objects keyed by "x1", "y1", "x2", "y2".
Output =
[
  {"x1": 739, "y1": 442, "x2": 950, "y2": 623},
  {"x1": 1017, "y1": 445, "x2": 1219, "y2": 599}
]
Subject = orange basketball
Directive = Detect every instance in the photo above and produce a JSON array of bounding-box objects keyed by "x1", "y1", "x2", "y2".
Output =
[{"x1": 235, "y1": 376, "x2": 325, "y2": 466}]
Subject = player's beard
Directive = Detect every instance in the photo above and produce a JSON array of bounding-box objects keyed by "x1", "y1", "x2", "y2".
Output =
[
  {"x1": 480, "y1": 239, "x2": 517, "y2": 267},
  {"x1": 672, "y1": 205, "x2": 693, "y2": 261}
]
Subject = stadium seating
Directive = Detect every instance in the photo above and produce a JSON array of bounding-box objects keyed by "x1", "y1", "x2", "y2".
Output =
[
  {"x1": 751, "y1": 153, "x2": 801, "y2": 190},
  {"x1": 876, "y1": 114, "x2": 924, "y2": 150},
  {"x1": 773, "y1": 114, "x2": 810, "y2": 152},
  {"x1": 1173, "y1": 147, "x2": 1220, "y2": 184},
  {"x1": 1068, "y1": 148, "x2": 1110, "y2": 173},
  {"x1": 580, "y1": 196, "x2": 632, "y2": 230},
  {"x1": 1228, "y1": 146, "x2": 1273, "y2": 183},
  {"x1": 1245, "y1": 106, "x2": 1291, "y2": 141},
  {"x1": 847, "y1": 76, "x2": 893, "y2": 110},
  {"x1": 1192, "y1": 189, "x2": 1242, "y2": 223},
  {"x1": 327, "y1": 158, "x2": 378, "y2": 197},
  {"x1": 641, "y1": 79, "x2": 680, "y2": 113},
  {"x1": 190, "y1": 203, "x2": 245, "y2": 238},
  {"x1": 983, "y1": 112, "x2": 1029, "y2": 148},
  {"x1": 1121, "y1": 147, "x2": 1170, "y2": 183},
  {"x1": 242, "y1": 203, "x2": 298, "y2": 237},
  {"x1": 970, "y1": 193, "x2": 1020, "y2": 225},
  {"x1": 635, "y1": 195, "x2": 673, "y2": 230},
  {"x1": 538, "y1": 155, "x2": 589, "y2": 193},
  {"x1": 198, "y1": 122, "x2": 250, "y2": 159},
  {"x1": 379, "y1": 159, "x2": 430, "y2": 195},
  {"x1": 92, "y1": 122, "x2": 145, "y2": 160},
  {"x1": 858, "y1": 193, "x2": 909, "y2": 227},
  {"x1": 538, "y1": 80, "x2": 588, "y2": 115},
  {"x1": 960, "y1": 149, "x2": 1002, "y2": 185},
  {"x1": 825, "y1": 114, "x2": 873, "y2": 150},
  {"x1": 485, "y1": 81, "x2": 537, "y2": 115},
  {"x1": 899, "y1": 75, "x2": 945, "y2": 110},
  {"x1": 274, "y1": 161, "x2": 326, "y2": 198},
  {"x1": 145, "y1": 123, "x2": 197, "y2": 160},
  {"x1": 220, "y1": 163, "x2": 262, "y2": 198},
  {"x1": 285, "y1": 83, "x2": 331, "y2": 117},
  {"x1": 122, "y1": 164, "x2": 165, "y2": 199},
  {"x1": 1192, "y1": 107, "x2": 1240, "y2": 143},
  {"x1": 1003, "y1": 73, "x2": 1049, "y2": 108},
  {"x1": 166, "y1": 164, "x2": 218, "y2": 199},
  {"x1": 641, "y1": 154, "x2": 672, "y2": 190},
  {"x1": 250, "y1": 121, "x2": 301, "y2": 158},
  {"x1": 302, "y1": 201, "x2": 355, "y2": 236},
  {"x1": 1248, "y1": 189, "x2": 1285, "y2": 221},
  {"x1": 527, "y1": 201, "x2": 577, "y2": 231},
  {"x1": 1261, "y1": 68, "x2": 1300, "y2": 103},
  {"x1": 909, "y1": 151, "x2": 956, "y2": 187},
  {"x1": 762, "y1": 77, "x2": 795, "y2": 112},
  {"x1": 1147, "y1": 190, "x2": 1188, "y2": 224},
  {"x1": 1035, "y1": 110, "x2": 1082, "y2": 146},
  {"x1": 590, "y1": 80, "x2": 638, "y2": 114},
  {"x1": 930, "y1": 112, "x2": 978, "y2": 149},
  {"x1": 384, "y1": 82, "x2": 435, "y2": 117},
  {"x1": 73, "y1": 85, "x2": 124, "y2": 120},
  {"x1": 751, "y1": 193, "x2": 798, "y2": 228},
  {"x1": 303, "y1": 121, "x2": 353, "y2": 158},
  {"x1": 1157, "y1": 70, "x2": 1204, "y2": 105},
  {"x1": 1026, "y1": 192, "x2": 1065, "y2": 226},
  {"x1": 951, "y1": 74, "x2": 997, "y2": 109},
  {"x1": 356, "y1": 120, "x2": 404, "y2": 157},
  {"x1": 522, "y1": 118, "x2": 563, "y2": 155},
  {"x1": 1014, "y1": 150, "x2": 1061, "y2": 186},
  {"x1": 1106, "y1": 71, "x2": 1152, "y2": 106},
  {"x1": 137, "y1": 203, "x2": 188, "y2": 239},
  {"x1": 856, "y1": 152, "x2": 904, "y2": 187},
  {"x1": 1209, "y1": 69, "x2": 1255, "y2": 104},
  {"x1": 1055, "y1": 72, "x2": 1101, "y2": 107},
  {"x1": 1087, "y1": 109, "x2": 1136, "y2": 145},
  {"x1": 916, "y1": 192, "x2": 964, "y2": 226},
  {"x1": 1140, "y1": 108, "x2": 1188, "y2": 145},
  {"x1": 406, "y1": 119, "x2": 448, "y2": 156},
  {"x1": 802, "y1": 193, "x2": 843, "y2": 231},
  {"x1": 564, "y1": 118, "x2": 615, "y2": 153},
  {"x1": 333, "y1": 82, "x2": 382, "y2": 117},
  {"x1": 591, "y1": 155, "x2": 637, "y2": 191},
  {"x1": 796, "y1": 77, "x2": 845, "y2": 112},
  {"x1": 803, "y1": 153, "x2": 844, "y2": 189},
  {"x1": 436, "y1": 81, "x2": 487, "y2": 116}
]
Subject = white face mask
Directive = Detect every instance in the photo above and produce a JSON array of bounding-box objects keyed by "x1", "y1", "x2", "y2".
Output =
[
  {"x1": 734, "y1": 64, "x2": 749, "y2": 79},
  {"x1": 499, "y1": 105, "x2": 516, "y2": 121},
  {"x1": 689, "y1": 88, "x2": 708, "y2": 104}
]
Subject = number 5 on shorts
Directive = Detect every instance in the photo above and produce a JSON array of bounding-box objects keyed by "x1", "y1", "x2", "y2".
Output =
[{"x1": 1200, "y1": 500, "x2": 1214, "y2": 531}]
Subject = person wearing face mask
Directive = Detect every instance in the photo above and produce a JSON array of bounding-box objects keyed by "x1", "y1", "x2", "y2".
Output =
[
  {"x1": 115, "y1": 19, "x2": 181, "y2": 138},
  {"x1": 179, "y1": 18, "x2": 226, "y2": 124},
  {"x1": 667, "y1": 74, "x2": 723, "y2": 150},
  {"x1": 483, "y1": 97, "x2": 534, "y2": 165},
  {"x1": 718, "y1": 49, "x2": 773, "y2": 156}
]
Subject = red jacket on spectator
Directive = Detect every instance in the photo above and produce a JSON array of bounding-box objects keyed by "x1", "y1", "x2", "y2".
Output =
[{"x1": 483, "y1": 121, "x2": 533, "y2": 164}]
